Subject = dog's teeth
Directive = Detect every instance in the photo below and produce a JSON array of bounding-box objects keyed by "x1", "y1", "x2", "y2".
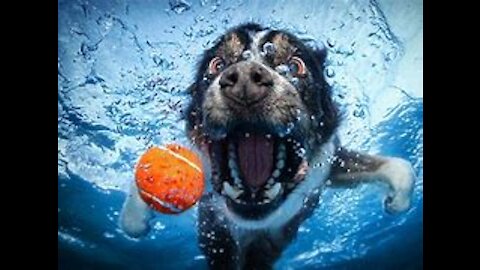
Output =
[
  {"x1": 223, "y1": 182, "x2": 243, "y2": 199},
  {"x1": 272, "y1": 169, "x2": 281, "y2": 178},
  {"x1": 276, "y1": 159, "x2": 285, "y2": 170},
  {"x1": 267, "y1": 178, "x2": 275, "y2": 185},
  {"x1": 233, "y1": 177, "x2": 242, "y2": 187},
  {"x1": 277, "y1": 144, "x2": 286, "y2": 159},
  {"x1": 228, "y1": 144, "x2": 242, "y2": 183},
  {"x1": 262, "y1": 198, "x2": 271, "y2": 204},
  {"x1": 228, "y1": 160, "x2": 241, "y2": 181},
  {"x1": 265, "y1": 183, "x2": 282, "y2": 200}
]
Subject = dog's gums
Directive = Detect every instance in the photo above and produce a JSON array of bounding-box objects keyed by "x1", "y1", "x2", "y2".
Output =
[{"x1": 208, "y1": 131, "x2": 307, "y2": 218}]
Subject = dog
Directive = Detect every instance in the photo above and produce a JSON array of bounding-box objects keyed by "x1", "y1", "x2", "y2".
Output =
[{"x1": 120, "y1": 23, "x2": 416, "y2": 270}]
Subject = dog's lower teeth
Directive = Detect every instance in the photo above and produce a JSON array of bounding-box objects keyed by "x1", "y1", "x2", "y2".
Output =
[
  {"x1": 277, "y1": 149, "x2": 286, "y2": 160},
  {"x1": 276, "y1": 159, "x2": 285, "y2": 169},
  {"x1": 265, "y1": 183, "x2": 282, "y2": 200},
  {"x1": 223, "y1": 182, "x2": 243, "y2": 199},
  {"x1": 272, "y1": 169, "x2": 281, "y2": 178}
]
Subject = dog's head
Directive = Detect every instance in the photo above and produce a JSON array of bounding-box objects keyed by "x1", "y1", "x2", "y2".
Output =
[{"x1": 185, "y1": 23, "x2": 339, "y2": 218}]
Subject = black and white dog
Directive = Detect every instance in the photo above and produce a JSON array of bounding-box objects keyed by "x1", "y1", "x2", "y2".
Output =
[{"x1": 120, "y1": 23, "x2": 415, "y2": 270}]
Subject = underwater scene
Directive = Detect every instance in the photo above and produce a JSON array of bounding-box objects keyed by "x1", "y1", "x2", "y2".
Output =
[{"x1": 58, "y1": 0, "x2": 423, "y2": 269}]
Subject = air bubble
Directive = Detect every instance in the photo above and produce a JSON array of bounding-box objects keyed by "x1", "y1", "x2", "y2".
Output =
[
  {"x1": 291, "y1": 77, "x2": 300, "y2": 87},
  {"x1": 242, "y1": 50, "x2": 253, "y2": 60},
  {"x1": 169, "y1": 0, "x2": 191, "y2": 14},
  {"x1": 327, "y1": 38, "x2": 336, "y2": 47},
  {"x1": 326, "y1": 67, "x2": 335, "y2": 78},
  {"x1": 103, "y1": 232, "x2": 115, "y2": 239},
  {"x1": 262, "y1": 42, "x2": 276, "y2": 55}
]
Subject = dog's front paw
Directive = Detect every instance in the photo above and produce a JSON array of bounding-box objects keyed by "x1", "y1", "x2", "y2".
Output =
[
  {"x1": 380, "y1": 158, "x2": 416, "y2": 214},
  {"x1": 119, "y1": 192, "x2": 153, "y2": 238}
]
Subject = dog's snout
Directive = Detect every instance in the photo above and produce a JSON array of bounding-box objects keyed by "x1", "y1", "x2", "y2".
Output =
[{"x1": 219, "y1": 62, "x2": 273, "y2": 106}]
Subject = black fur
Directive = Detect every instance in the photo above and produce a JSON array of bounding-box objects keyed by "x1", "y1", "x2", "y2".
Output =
[
  {"x1": 185, "y1": 23, "x2": 339, "y2": 145},
  {"x1": 185, "y1": 23, "x2": 342, "y2": 269}
]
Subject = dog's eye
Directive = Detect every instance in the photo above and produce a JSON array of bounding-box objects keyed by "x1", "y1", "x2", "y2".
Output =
[
  {"x1": 288, "y1": 56, "x2": 307, "y2": 77},
  {"x1": 208, "y1": 57, "x2": 226, "y2": 75}
]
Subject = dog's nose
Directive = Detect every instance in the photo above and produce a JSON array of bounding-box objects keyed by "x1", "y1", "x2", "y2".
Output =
[{"x1": 219, "y1": 62, "x2": 273, "y2": 106}]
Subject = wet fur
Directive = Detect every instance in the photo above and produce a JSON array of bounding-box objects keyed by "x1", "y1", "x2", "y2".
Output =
[{"x1": 119, "y1": 23, "x2": 416, "y2": 270}]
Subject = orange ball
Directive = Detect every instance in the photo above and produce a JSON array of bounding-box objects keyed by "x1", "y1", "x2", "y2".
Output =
[{"x1": 135, "y1": 144, "x2": 205, "y2": 214}]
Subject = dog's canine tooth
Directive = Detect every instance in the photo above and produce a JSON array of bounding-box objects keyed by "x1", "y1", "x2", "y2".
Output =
[
  {"x1": 223, "y1": 181, "x2": 243, "y2": 199},
  {"x1": 265, "y1": 182, "x2": 282, "y2": 200},
  {"x1": 228, "y1": 160, "x2": 241, "y2": 182}
]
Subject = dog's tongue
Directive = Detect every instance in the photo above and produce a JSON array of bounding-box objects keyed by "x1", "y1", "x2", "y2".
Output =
[{"x1": 237, "y1": 134, "x2": 274, "y2": 188}]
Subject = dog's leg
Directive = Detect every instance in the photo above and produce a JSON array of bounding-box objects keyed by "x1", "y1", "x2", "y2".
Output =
[
  {"x1": 329, "y1": 147, "x2": 416, "y2": 213},
  {"x1": 119, "y1": 181, "x2": 153, "y2": 238},
  {"x1": 198, "y1": 194, "x2": 239, "y2": 270}
]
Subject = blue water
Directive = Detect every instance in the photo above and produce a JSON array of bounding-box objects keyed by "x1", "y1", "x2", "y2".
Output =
[{"x1": 58, "y1": 0, "x2": 423, "y2": 269}]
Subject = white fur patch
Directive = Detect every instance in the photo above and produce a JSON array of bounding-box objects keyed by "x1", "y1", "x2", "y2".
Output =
[
  {"x1": 378, "y1": 157, "x2": 415, "y2": 213},
  {"x1": 119, "y1": 182, "x2": 153, "y2": 238},
  {"x1": 249, "y1": 30, "x2": 270, "y2": 60}
]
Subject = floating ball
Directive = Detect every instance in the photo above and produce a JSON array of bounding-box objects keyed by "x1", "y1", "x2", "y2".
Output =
[{"x1": 135, "y1": 144, "x2": 205, "y2": 214}]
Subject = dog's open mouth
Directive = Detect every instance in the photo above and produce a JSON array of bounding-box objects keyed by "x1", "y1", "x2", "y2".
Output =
[{"x1": 208, "y1": 126, "x2": 308, "y2": 218}]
